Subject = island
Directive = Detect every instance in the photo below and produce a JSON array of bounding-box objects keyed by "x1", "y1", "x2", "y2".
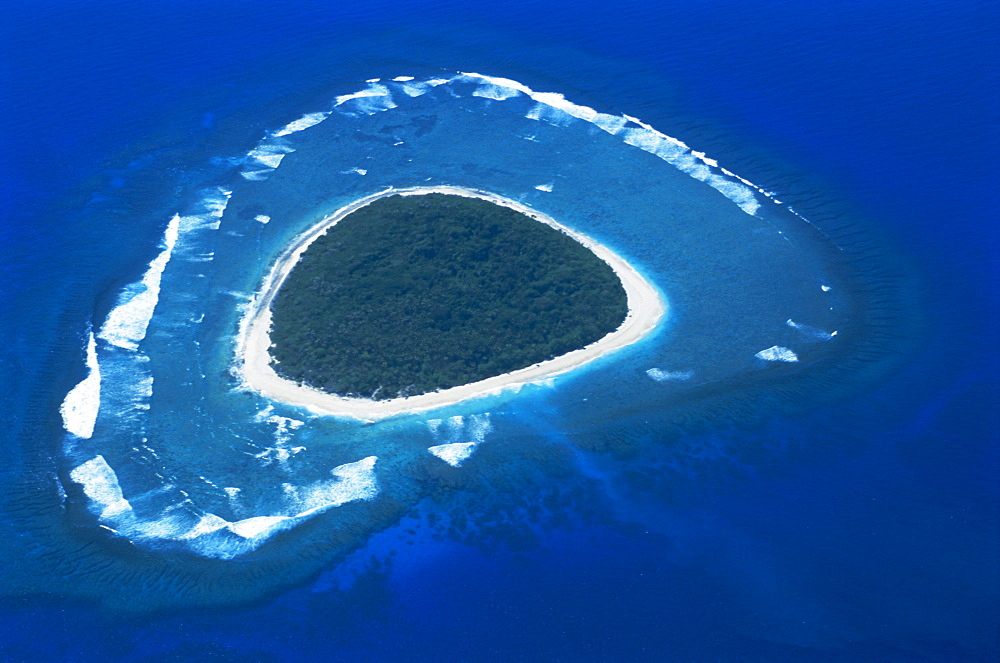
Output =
[
  {"x1": 270, "y1": 191, "x2": 628, "y2": 397},
  {"x1": 236, "y1": 186, "x2": 666, "y2": 420}
]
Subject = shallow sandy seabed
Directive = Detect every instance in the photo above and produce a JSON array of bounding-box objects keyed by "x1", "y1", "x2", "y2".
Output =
[{"x1": 236, "y1": 185, "x2": 667, "y2": 420}]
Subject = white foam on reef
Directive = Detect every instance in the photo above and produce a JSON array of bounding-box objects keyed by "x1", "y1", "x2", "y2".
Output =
[
  {"x1": 68, "y1": 454, "x2": 380, "y2": 559},
  {"x1": 398, "y1": 82, "x2": 428, "y2": 97},
  {"x1": 273, "y1": 111, "x2": 330, "y2": 137},
  {"x1": 646, "y1": 368, "x2": 694, "y2": 382},
  {"x1": 525, "y1": 102, "x2": 575, "y2": 127},
  {"x1": 130, "y1": 374, "x2": 154, "y2": 412},
  {"x1": 293, "y1": 456, "x2": 379, "y2": 516},
  {"x1": 335, "y1": 83, "x2": 397, "y2": 115},
  {"x1": 69, "y1": 456, "x2": 132, "y2": 520},
  {"x1": 786, "y1": 318, "x2": 837, "y2": 340},
  {"x1": 535, "y1": 182, "x2": 554, "y2": 192},
  {"x1": 465, "y1": 414, "x2": 492, "y2": 444},
  {"x1": 248, "y1": 143, "x2": 295, "y2": 169},
  {"x1": 429, "y1": 442, "x2": 477, "y2": 467},
  {"x1": 180, "y1": 513, "x2": 232, "y2": 539},
  {"x1": 239, "y1": 71, "x2": 771, "y2": 226},
  {"x1": 472, "y1": 82, "x2": 522, "y2": 101},
  {"x1": 396, "y1": 78, "x2": 449, "y2": 98},
  {"x1": 241, "y1": 70, "x2": 788, "y2": 258},
  {"x1": 98, "y1": 187, "x2": 231, "y2": 350},
  {"x1": 253, "y1": 153, "x2": 286, "y2": 169},
  {"x1": 192, "y1": 186, "x2": 232, "y2": 230},
  {"x1": 226, "y1": 515, "x2": 288, "y2": 540},
  {"x1": 98, "y1": 214, "x2": 180, "y2": 350},
  {"x1": 621, "y1": 120, "x2": 760, "y2": 216},
  {"x1": 241, "y1": 170, "x2": 272, "y2": 181},
  {"x1": 252, "y1": 446, "x2": 304, "y2": 467},
  {"x1": 240, "y1": 131, "x2": 298, "y2": 181},
  {"x1": 254, "y1": 404, "x2": 305, "y2": 446},
  {"x1": 755, "y1": 346, "x2": 799, "y2": 362},
  {"x1": 426, "y1": 414, "x2": 491, "y2": 466},
  {"x1": 60, "y1": 332, "x2": 102, "y2": 439},
  {"x1": 452, "y1": 73, "x2": 761, "y2": 216}
]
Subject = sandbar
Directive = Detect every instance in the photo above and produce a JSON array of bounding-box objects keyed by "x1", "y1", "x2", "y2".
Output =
[{"x1": 235, "y1": 185, "x2": 667, "y2": 420}]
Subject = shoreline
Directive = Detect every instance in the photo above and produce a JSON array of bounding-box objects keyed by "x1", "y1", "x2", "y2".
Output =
[{"x1": 235, "y1": 185, "x2": 667, "y2": 421}]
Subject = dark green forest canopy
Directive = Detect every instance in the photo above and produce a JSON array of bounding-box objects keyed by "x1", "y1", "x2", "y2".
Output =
[{"x1": 268, "y1": 193, "x2": 628, "y2": 399}]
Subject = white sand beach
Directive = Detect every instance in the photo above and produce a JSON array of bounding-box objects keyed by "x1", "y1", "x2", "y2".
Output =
[{"x1": 235, "y1": 185, "x2": 667, "y2": 420}]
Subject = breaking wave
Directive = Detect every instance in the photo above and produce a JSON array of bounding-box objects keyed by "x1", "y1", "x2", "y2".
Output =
[
  {"x1": 69, "y1": 454, "x2": 378, "y2": 559},
  {"x1": 60, "y1": 332, "x2": 101, "y2": 438},
  {"x1": 98, "y1": 214, "x2": 180, "y2": 351},
  {"x1": 427, "y1": 414, "x2": 492, "y2": 467}
]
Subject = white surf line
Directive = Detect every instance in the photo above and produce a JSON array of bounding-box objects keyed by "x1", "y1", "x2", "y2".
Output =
[
  {"x1": 60, "y1": 331, "x2": 101, "y2": 438},
  {"x1": 236, "y1": 185, "x2": 667, "y2": 421}
]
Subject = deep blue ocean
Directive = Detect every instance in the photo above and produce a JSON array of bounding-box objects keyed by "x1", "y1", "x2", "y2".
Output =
[{"x1": 2, "y1": 1, "x2": 997, "y2": 661}]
